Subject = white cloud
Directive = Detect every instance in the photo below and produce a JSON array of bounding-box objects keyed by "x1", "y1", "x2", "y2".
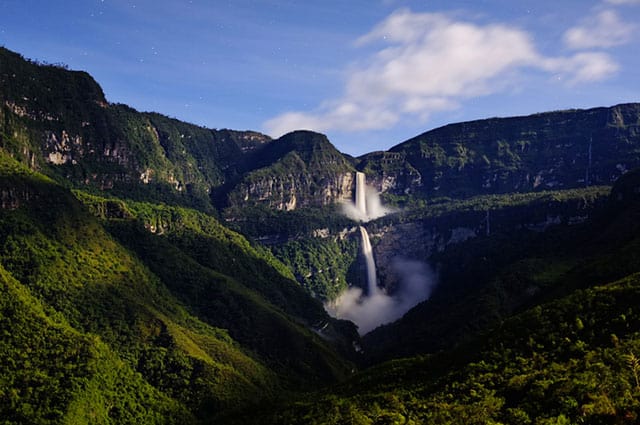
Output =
[
  {"x1": 605, "y1": 0, "x2": 640, "y2": 5},
  {"x1": 264, "y1": 9, "x2": 620, "y2": 137},
  {"x1": 563, "y1": 10, "x2": 635, "y2": 49},
  {"x1": 541, "y1": 52, "x2": 620, "y2": 84},
  {"x1": 264, "y1": 101, "x2": 399, "y2": 136}
]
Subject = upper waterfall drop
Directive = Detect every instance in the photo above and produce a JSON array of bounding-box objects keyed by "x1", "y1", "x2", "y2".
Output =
[
  {"x1": 355, "y1": 172, "x2": 367, "y2": 217},
  {"x1": 342, "y1": 171, "x2": 392, "y2": 222}
]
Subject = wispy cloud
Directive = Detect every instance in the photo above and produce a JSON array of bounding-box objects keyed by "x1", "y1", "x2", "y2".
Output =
[
  {"x1": 563, "y1": 9, "x2": 635, "y2": 49},
  {"x1": 264, "y1": 9, "x2": 621, "y2": 137},
  {"x1": 604, "y1": 0, "x2": 640, "y2": 5},
  {"x1": 539, "y1": 52, "x2": 619, "y2": 85}
]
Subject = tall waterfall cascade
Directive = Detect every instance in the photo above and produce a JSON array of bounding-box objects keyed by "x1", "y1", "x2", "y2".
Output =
[
  {"x1": 326, "y1": 172, "x2": 434, "y2": 335},
  {"x1": 342, "y1": 171, "x2": 391, "y2": 223},
  {"x1": 355, "y1": 171, "x2": 367, "y2": 217},
  {"x1": 359, "y1": 226, "x2": 378, "y2": 295},
  {"x1": 353, "y1": 172, "x2": 380, "y2": 295}
]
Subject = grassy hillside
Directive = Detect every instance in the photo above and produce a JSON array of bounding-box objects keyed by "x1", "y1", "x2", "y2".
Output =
[
  {"x1": 0, "y1": 264, "x2": 191, "y2": 425},
  {"x1": 0, "y1": 46, "x2": 272, "y2": 211},
  {"x1": 245, "y1": 273, "x2": 640, "y2": 424},
  {"x1": 0, "y1": 153, "x2": 354, "y2": 422}
]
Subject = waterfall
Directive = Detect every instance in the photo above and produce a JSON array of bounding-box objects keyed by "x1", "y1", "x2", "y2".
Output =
[
  {"x1": 359, "y1": 226, "x2": 377, "y2": 295},
  {"x1": 355, "y1": 171, "x2": 367, "y2": 216},
  {"x1": 326, "y1": 172, "x2": 436, "y2": 335},
  {"x1": 354, "y1": 172, "x2": 381, "y2": 294},
  {"x1": 343, "y1": 171, "x2": 391, "y2": 222}
]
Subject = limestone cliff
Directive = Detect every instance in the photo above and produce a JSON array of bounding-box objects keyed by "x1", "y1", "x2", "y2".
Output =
[
  {"x1": 0, "y1": 47, "x2": 272, "y2": 208},
  {"x1": 224, "y1": 131, "x2": 355, "y2": 211},
  {"x1": 366, "y1": 188, "x2": 609, "y2": 294},
  {"x1": 377, "y1": 104, "x2": 640, "y2": 198},
  {"x1": 3, "y1": 47, "x2": 640, "y2": 215}
]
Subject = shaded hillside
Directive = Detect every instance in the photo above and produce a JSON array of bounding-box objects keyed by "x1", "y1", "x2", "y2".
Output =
[
  {"x1": 243, "y1": 273, "x2": 640, "y2": 424},
  {"x1": 368, "y1": 185, "x2": 609, "y2": 294},
  {"x1": 0, "y1": 153, "x2": 355, "y2": 423},
  {"x1": 363, "y1": 169, "x2": 640, "y2": 362},
  {"x1": 235, "y1": 170, "x2": 640, "y2": 425},
  {"x1": 358, "y1": 104, "x2": 640, "y2": 200},
  {"x1": 0, "y1": 47, "x2": 271, "y2": 210},
  {"x1": 76, "y1": 191, "x2": 359, "y2": 364},
  {"x1": 221, "y1": 130, "x2": 355, "y2": 212}
]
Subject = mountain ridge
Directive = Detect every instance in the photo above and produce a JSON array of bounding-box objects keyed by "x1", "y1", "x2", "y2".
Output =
[
  {"x1": 4, "y1": 46, "x2": 640, "y2": 215},
  {"x1": 4, "y1": 45, "x2": 640, "y2": 424}
]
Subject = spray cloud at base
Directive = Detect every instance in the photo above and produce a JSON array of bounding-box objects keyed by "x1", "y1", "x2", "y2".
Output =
[
  {"x1": 325, "y1": 258, "x2": 437, "y2": 335},
  {"x1": 326, "y1": 172, "x2": 437, "y2": 335}
]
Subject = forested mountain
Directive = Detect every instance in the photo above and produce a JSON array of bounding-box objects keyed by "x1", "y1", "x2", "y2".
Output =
[
  {"x1": 0, "y1": 150, "x2": 355, "y2": 423},
  {"x1": 236, "y1": 169, "x2": 640, "y2": 424},
  {"x1": 363, "y1": 103, "x2": 640, "y2": 199},
  {"x1": 4, "y1": 46, "x2": 640, "y2": 216},
  {"x1": 2, "y1": 45, "x2": 640, "y2": 424}
]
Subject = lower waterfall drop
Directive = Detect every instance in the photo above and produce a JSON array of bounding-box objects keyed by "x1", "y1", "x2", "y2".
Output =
[{"x1": 359, "y1": 226, "x2": 377, "y2": 295}]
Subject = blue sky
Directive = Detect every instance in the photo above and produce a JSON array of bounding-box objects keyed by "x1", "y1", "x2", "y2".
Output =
[{"x1": 1, "y1": 0, "x2": 639, "y2": 155}]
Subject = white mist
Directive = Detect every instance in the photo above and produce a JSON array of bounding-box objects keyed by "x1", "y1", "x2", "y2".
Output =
[{"x1": 341, "y1": 171, "x2": 391, "y2": 222}]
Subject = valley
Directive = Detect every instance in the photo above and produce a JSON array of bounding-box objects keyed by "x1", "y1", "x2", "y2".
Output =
[{"x1": 2, "y1": 46, "x2": 640, "y2": 423}]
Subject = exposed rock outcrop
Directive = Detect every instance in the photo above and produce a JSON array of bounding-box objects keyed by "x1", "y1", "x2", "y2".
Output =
[
  {"x1": 369, "y1": 191, "x2": 608, "y2": 294},
  {"x1": 381, "y1": 103, "x2": 640, "y2": 198}
]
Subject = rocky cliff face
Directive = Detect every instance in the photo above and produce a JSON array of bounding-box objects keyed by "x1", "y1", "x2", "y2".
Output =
[
  {"x1": 223, "y1": 131, "x2": 356, "y2": 211},
  {"x1": 231, "y1": 170, "x2": 355, "y2": 211},
  {"x1": 374, "y1": 104, "x2": 640, "y2": 198},
  {"x1": 356, "y1": 151, "x2": 422, "y2": 195},
  {"x1": 1, "y1": 48, "x2": 357, "y2": 213},
  {"x1": 225, "y1": 104, "x2": 640, "y2": 211},
  {"x1": 367, "y1": 190, "x2": 608, "y2": 294},
  {"x1": 3, "y1": 46, "x2": 640, "y2": 217},
  {"x1": 0, "y1": 47, "x2": 273, "y2": 208}
]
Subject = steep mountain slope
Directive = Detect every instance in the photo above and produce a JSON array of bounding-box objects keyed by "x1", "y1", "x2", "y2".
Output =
[
  {"x1": 222, "y1": 130, "x2": 355, "y2": 212},
  {"x1": 4, "y1": 44, "x2": 640, "y2": 424},
  {"x1": 4, "y1": 46, "x2": 640, "y2": 215},
  {"x1": 245, "y1": 273, "x2": 640, "y2": 424},
  {"x1": 0, "y1": 47, "x2": 271, "y2": 210},
  {"x1": 0, "y1": 153, "x2": 354, "y2": 422},
  {"x1": 0, "y1": 264, "x2": 191, "y2": 425},
  {"x1": 0, "y1": 47, "x2": 356, "y2": 215},
  {"x1": 359, "y1": 104, "x2": 640, "y2": 198},
  {"x1": 76, "y1": 192, "x2": 359, "y2": 369},
  {"x1": 362, "y1": 170, "x2": 640, "y2": 360},
  {"x1": 236, "y1": 168, "x2": 640, "y2": 425}
]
